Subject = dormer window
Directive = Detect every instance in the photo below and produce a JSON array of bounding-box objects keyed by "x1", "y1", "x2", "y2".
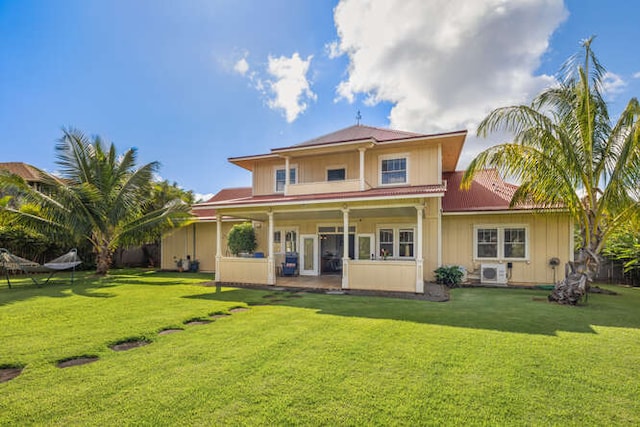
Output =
[
  {"x1": 275, "y1": 167, "x2": 297, "y2": 193},
  {"x1": 327, "y1": 167, "x2": 346, "y2": 181},
  {"x1": 380, "y1": 155, "x2": 408, "y2": 185}
]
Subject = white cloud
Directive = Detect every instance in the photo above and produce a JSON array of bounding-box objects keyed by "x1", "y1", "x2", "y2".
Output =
[
  {"x1": 601, "y1": 71, "x2": 626, "y2": 97},
  {"x1": 194, "y1": 193, "x2": 214, "y2": 203},
  {"x1": 266, "y1": 53, "x2": 316, "y2": 123},
  {"x1": 633, "y1": 72, "x2": 640, "y2": 79},
  {"x1": 325, "y1": 40, "x2": 341, "y2": 59},
  {"x1": 233, "y1": 57, "x2": 249, "y2": 75},
  {"x1": 331, "y1": 0, "x2": 568, "y2": 164},
  {"x1": 232, "y1": 52, "x2": 316, "y2": 123}
]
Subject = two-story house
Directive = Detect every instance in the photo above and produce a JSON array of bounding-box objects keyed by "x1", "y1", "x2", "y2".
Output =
[{"x1": 161, "y1": 125, "x2": 573, "y2": 292}]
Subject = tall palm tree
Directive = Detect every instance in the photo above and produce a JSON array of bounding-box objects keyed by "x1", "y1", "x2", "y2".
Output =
[
  {"x1": 0, "y1": 128, "x2": 193, "y2": 274},
  {"x1": 463, "y1": 37, "x2": 640, "y2": 286}
]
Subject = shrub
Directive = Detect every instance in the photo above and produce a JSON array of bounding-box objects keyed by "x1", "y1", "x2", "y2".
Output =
[
  {"x1": 434, "y1": 265, "x2": 464, "y2": 288},
  {"x1": 227, "y1": 222, "x2": 257, "y2": 256}
]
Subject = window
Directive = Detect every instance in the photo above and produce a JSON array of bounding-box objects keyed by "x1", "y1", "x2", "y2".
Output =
[
  {"x1": 275, "y1": 167, "x2": 297, "y2": 193},
  {"x1": 474, "y1": 226, "x2": 527, "y2": 260},
  {"x1": 379, "y1": 229, "x2": 394, "y2": 257},
  {"x1": 380, "y1": 156, "x2": 408, "y2": 185},
  {"x1": 327, "y1": 168, "x2": 346, "y2": 181},
  {"x1": 504, "y1": 228, "x2": 526, "y2": 258},
  {"x1": 377, "y1": 226, "x2": 416, "y2": 259},
  {"x1": 476, "y1": 229, "x2": 498, "y2": 258},
  {"x1": 399, "y1": 229, "x2": 414, "y2": 257},
  {"x1": 273, "y1": 228, "x2": 297, "y2": 253}
]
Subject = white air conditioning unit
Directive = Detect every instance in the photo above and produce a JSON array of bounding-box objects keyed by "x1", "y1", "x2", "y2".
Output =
[{"x1": 481, "y1": 263, "x2": 507, "y2": 285}]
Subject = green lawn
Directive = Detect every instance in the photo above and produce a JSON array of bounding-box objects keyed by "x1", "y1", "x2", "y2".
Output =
[{"x1": 1, "y1": 270, "x2": 639, "y2": 425}]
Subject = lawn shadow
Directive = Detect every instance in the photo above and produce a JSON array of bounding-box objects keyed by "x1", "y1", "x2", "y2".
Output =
[
  {"x1": 184, "y1": 286, "x2": 640, "y2": 336},
  {"x1": 0, "y1": 272, "x2": 117, "y2": 306}
]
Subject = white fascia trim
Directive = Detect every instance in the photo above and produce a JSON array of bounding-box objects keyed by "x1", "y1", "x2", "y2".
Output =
[
  {"x1": 442, "y1": 208, "x2": 568, "y2": 216},
  {"x1": 192, "y1": 217, "x2": 245, "y2": 223},
  {"x1": 228, "y1": 153, "x2": 279, "y2": 162},
  {"x1": 271, "y1": 139, "x2": 375, "y2": 154}
]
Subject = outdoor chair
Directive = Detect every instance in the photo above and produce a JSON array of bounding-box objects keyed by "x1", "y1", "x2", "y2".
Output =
[{"x1": 281, "y1": 253, "x2": 298, "y2": 276}]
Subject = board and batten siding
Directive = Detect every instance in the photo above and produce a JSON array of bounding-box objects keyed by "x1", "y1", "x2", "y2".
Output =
[
  {"x1": 161, "y1": 222, "x2": 237, "y2": 272},
  {"x1": 441, "y1": 212, "x2": 572, "y2": 285}
]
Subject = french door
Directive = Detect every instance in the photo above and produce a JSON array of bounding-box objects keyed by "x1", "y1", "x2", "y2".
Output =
[{"x1": 299, "y1": 234, "x2": 318, "y2": 275}]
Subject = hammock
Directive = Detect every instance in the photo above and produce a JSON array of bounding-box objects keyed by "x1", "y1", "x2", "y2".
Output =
[{"x1": 0, "y1": 248, "x2": 82, "y2": 288}]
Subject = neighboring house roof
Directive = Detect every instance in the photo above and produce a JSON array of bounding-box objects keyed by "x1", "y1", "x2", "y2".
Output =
[
  {"x1": 195, "y1": 184, "x2": 446, "y2": 210},
  {"x1": 443, "y1": 170, "x2": 524, "y2": 212},
  {"x1": 0, "y1": 162, "x2": 46, "y2": 183}
]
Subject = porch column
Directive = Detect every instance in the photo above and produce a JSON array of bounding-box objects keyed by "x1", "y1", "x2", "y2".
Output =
[
  {"x1": 358, "y1": 148, "x2": 366, "y2": 191},
  {"x1": 342, "y1": 207, "x2": 350, "y2": 289},
  {"x1": 267, "y1": 211, "x2": 275, "y2": 285},
  {"x1": 415, "y1": 205, "x2": 424, "y2": 293},
  {"x1": 215, "y1": 215, "x2": 222, "y2": 283},
  {"x1": 284, "y1": 156, "x2": 290, "y2": 195}
]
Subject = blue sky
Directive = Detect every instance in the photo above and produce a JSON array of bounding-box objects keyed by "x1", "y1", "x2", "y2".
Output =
[{"x1": 1, "y1": 0, "x2": 638, "y2": 200}]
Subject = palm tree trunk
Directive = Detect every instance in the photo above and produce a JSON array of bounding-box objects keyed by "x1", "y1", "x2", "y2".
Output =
[{"x1": 95, "y1": 244, "x2": 113, "y2": 275}]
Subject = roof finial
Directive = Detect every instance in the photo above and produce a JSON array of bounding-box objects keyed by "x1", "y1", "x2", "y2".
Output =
[{"x1": 356, "y1": 110, "x2": 362, "y2": 126}]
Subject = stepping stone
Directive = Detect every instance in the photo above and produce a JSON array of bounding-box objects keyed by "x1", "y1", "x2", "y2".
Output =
[
  {"x1": 158, "y1": 328, "x2": 183, "y2": 335},
  {"x1": 0, "y1": 367, "x2": 23, "y2": 383},
  {"x1": 57, "y1": 357, "x2": 99, "y2": 368},
  {"x1": 184, "y1": 320, "x2": 212, "y2": 325},
  {"x1": 210, "y1": 314, "x2": 231, "y2": 319},
  {"x1": 229, "y1": 307, "x2": 249, "y2": 313},
  {"x1": 110, "y1": 340, "x2": 150, "y2": 351}
]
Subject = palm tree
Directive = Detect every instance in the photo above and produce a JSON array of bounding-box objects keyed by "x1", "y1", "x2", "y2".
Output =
[
  {"x1": 0, "y1": 128, "x2": 193, "y2": 275},
  {"x1": 463, "y1": 38, "x2": 640, "y2": 297}
]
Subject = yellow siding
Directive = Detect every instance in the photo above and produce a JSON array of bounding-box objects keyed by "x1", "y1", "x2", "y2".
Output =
[
  {"x1": 441, "y1": 212, "x2": 572, "y2": 285},
  {"x1": 161, "y1": 222, "x2": 237, "y2": 272},
  {"x1": 252, "y1": 144, "x2": 441, "y2": 195},
  {"x1": 297, "y1": 152, "x2": 359, "y2": 182},
  {"x1": 349, "y1": 260, "x2": 416, "y2": 292},
  {"x1": 218, "y1": 257, "x2": 269, "y2": 284}
]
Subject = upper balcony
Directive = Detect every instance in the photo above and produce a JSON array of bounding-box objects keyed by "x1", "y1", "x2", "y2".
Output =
[{"x1": 284, "y1": 178, "x2": 371, "y2": 196}]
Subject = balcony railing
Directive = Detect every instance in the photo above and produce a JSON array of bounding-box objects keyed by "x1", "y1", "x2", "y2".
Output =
[{"x1": 285, "y1": 179, "x2": 369, "y2": 196}]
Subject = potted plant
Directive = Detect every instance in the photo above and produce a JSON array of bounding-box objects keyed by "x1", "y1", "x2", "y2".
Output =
[{"x1": 227, "y1": 222, "x2": 257, "y2": 257}]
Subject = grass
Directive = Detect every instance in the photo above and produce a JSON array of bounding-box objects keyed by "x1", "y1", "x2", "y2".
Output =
[{"x1": 1, "y1": 269, "x2": 639, "y2": 425}]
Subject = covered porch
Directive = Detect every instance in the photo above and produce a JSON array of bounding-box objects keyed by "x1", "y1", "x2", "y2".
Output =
[{"x1": 210, "y1": 195, "x2": 442, "y2": 294}]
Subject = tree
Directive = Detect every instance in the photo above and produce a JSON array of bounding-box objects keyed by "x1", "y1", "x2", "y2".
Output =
[
  {"x1": 227, "y1": 222, "x2": 257, "y2": 256},
  {"x1": 463, "y1": 38, "x2": 640, "y2": 303},
  {"x1": 0, "y1": 128, "x2": 193, "y2": 275},
  {"x1": 603, "y1": 217, "x2": 640, "y2": 286}
]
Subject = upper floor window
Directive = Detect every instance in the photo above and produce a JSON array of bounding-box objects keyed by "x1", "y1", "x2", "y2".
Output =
[
  {"x1": 275, "y1": 167, "x2": 297, "y2": 193},
  {"x1": 380, "y1": 156, "x2": 408, "y2": 185},
  {"x1": 327, "y1": 168, "x2": 346, "y2": 181},
  {"x1": 474, "y1": 225, "x2": 528, "y2": 260}
]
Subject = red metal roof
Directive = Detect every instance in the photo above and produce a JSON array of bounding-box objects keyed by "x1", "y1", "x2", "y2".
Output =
[
  {"x1": 192, "y1": 187, "x2": 252, "y2": 219},
  {"x1": 442, "y1": 170, "x2": 520, "y2": 212},
  {"x1": 195, "y1": 184, "x2": 446, "y2": 209},
  {"x1": 291, "y1": 125, "x2": 422, "y2": 147}
]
